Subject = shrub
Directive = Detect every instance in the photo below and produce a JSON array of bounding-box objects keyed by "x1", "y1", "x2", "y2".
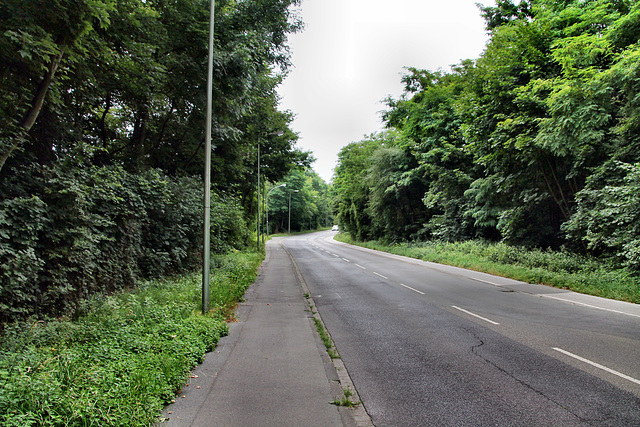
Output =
[
  {"x1": 0, "y1": 163, "x2": 251, "y2": 323},
  {"x1": 0, "y1": 196, "x2": 47, "y2": 321}
]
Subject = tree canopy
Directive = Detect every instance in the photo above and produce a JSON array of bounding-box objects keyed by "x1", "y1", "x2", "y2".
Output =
[
  {"x1": 0, "y1": 0, "x2": 312, "y2": 322},
  {"x1": 333, "y1": 0, "x2": 640, "y2": 270},
  {"x1": 0, "y1": 0, "x2": 307, "y2": 182}
]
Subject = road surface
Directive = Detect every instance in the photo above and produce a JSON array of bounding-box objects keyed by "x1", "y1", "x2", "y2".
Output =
[{"x1": 283, "y1": 231, "x2": 640, "y2": 426}]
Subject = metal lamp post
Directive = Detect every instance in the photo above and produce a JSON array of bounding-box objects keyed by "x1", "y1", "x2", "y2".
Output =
[
  {"x1": 257, "y1": 131, "x2": 284, "y2": 249},
  {"x1": 202, "y1": 0, "x2": 215, "y2": 314},
  {"x1": 256, "y1": 144, "x2": 260, "y2": 251},
  {"x1": 288, "y1": 189, "x2": 299, "y2": 234},
  {"x1": 266, "y1": 183, "x2": 286, "y2": 237}
]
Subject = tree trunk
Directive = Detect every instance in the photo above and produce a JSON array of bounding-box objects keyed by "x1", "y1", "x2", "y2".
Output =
[{"x1": 0, "y1": 49, "x2": 64, "y2": 173}]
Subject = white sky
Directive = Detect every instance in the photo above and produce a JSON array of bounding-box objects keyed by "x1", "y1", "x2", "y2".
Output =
[{"x1": 276, "y1": 0, "x2": 493, "y2": 182}]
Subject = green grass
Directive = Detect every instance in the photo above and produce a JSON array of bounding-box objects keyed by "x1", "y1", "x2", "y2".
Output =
[
  {"x1": 0, "y1": 250, "x2": 263, "y2": 426},
  {"x1": 334, "y1": 234, "x2": 640, "y2": 304}
]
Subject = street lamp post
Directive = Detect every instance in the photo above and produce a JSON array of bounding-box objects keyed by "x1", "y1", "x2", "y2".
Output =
[
  {"x1": 257, "y1": 131, "x2": 284, "y2": 248},
  {"x1": 266, "y1": 183, "x2": 286, "y2": 237},
  {"x1": 202, "y1": 0, "x2": 215, "y2": 314},
  {"x1": 288, "y1": 189, "x2": 299, "y2": 234},
  {"x1": 256, "y1": 144, "x2": 260, "y2": 251}
]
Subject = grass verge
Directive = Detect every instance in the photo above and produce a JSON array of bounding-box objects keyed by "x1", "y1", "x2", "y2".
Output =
[
  {"x1": 334, "y1": 234, "x2": 640, "y2": 304},
  {"x1": 0, "y1": 250, "x2": 263, "y2": 426}
]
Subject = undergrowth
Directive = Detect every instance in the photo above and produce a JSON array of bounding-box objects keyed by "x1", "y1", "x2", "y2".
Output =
[
  {"x1": 334, "y1": 234, "x2": 640, "y2": 304},
  {"x1": 0, "y1": 250, "x2": 263, "y2": 426}
]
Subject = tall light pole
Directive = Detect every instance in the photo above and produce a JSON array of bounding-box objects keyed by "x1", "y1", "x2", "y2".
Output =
[
  {"x1": 266, "y1": 183, "x2": 286, "y2": 237},
  {"x1": 256, "y1": 144, "x2": 260, "y2": 251},
  {"x1": 288, "y1": 189, "x2": 299, "y2": 234},
  {"x1": 202, "y1": 0, "x2": 215, "y2": 314},
  {"x1": 257, "y1": 131, "x2": 283, "y2": 249}
]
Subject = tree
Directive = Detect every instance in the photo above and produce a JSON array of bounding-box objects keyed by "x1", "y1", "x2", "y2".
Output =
[
  {"x1": 265, "y1": 168, "x2": 329, "y2": 234},
  {"x1": 1, "y1": 0, "x2": 305, "y2": 184},
  {"x1": 348, "y1": 0, "x2": 640, "y2": 253},
  {"x1": 0, "y1": 0, "x2": 308, "y2": 322},
  {"x1": 0, "y1": 0, "x2": 114, "y2": 172},
  {"x1": 384, "y1": 66, "x2": 478, "y2": 241},
  {"x1": 332, "y1": 135, "x2": 384, "y2": 241}
]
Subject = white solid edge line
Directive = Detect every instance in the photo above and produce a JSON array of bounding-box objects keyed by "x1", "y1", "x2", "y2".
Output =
[
  {"x1": 544, "y1": 295, "x2": 640, "y2": 319},
  {"x1": 553, "y1": 347, "x2": 640, "y2": 385},
  {"x1": 373, "y1": 272, "x2": 388, "y2": 280},
  {"x1": 471, "y1": 277, "x2": 504, "y2": 287},
  {"x1": 452, "y1": 306, "x2": 500, "y2": 325},
  {"x1": 400, "y1": 284, "x2": 425, "y2": 295}
]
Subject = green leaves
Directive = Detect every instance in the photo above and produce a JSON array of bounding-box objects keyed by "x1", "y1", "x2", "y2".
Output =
[
  {"x1": 564, "y1": 161, "x2": 640, "y2": 269},
  {"x1": 0, "y1": 163, "x2": 252, "y2": 323},
  {"x1": 334, "y1": 0, "x2": 640, "y2": 259}
]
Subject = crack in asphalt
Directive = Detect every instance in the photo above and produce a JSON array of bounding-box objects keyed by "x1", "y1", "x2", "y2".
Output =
[{"x1": 467, "y1": 330, "x2": 597, "y2": 426}]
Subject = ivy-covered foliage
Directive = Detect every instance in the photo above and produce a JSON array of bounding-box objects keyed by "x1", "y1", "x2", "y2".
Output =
[
  {"x1": 0, "y1": 164, "x2": 249, "y2": 323},
  {"x1": 0, "y1": 0, "x2": 307, "y2": 324}
]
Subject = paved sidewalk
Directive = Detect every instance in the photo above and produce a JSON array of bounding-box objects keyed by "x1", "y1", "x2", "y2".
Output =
[{"x1": 160, "y1": 238, "x2": 348, "y2": 426}]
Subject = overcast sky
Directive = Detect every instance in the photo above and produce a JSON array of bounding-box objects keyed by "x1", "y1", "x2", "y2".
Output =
[{"x1": 276, "y1": 0, "x2": 492, "y2": 182}]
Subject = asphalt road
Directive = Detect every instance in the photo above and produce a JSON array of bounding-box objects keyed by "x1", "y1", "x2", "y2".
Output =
[{"x1": 283, "y1": 231, "x2": 640, "y2": 426}]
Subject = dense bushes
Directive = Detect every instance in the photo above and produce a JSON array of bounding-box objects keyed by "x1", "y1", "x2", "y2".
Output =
[
  {"x1": 564, "y1": 161, "x2": 640, "y2": 270},
  {"x1": 0, "y1": 164, "x2": 250, "y2": 324}
]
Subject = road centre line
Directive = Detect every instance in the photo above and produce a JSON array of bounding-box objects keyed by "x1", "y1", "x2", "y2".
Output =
[
  {"x1": 452, "y1": 306, "x2": 500, "y2": 325},
  {"x1": 553, "y1": 348, "x2": 640, "y2": 385},
  {"x1": 355, "y1": 264, "x2": 367, "y2": 270},
  {"x1": 373, "y1": 272, "x2": 388, "y2": 280},
  {"x1": 543, "y1": 295, "x2": 640, "y2": 319},
  {"x1": 400, "y1": 284, "x2": 425, "y2": 295},
  {"x1": 342, "y1": 258, "x2": 351, "y2": 263}
]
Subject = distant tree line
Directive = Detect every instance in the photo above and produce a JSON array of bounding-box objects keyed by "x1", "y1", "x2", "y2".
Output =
[
  {"x1": 267, "y1": 168, "x2": 333, "y2": 234},
  {"x1": 0, "y1": 0, "x2": 309, "y2": 323},
  {"x1": 333, "y1": 0, "x2": 640, "y2": 271}
]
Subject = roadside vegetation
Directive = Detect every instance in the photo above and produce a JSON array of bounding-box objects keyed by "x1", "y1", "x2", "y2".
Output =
[
  {"x1": 331, "y1": 386, "x2": 360, "y2": 408},
  {"x1": 0, "y1": 0, "x2": 315, "y2": 325},
  {"x1": 0, "y1": 251, "x2": 262, "y2": 426},
  {"x1": 333, "y1": 0, "x2": 640, "y2": 300},
  {"x1": 0, "y1": 1, "x2": 334, "y2": 424},
  {"x1": 335, "y1": 233, "x2": 640, "y2": 304}
]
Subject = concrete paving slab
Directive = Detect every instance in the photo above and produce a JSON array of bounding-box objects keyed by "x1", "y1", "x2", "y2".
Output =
[{"x1": 160, "y1": 238, "x2": 345, "y2": 426}]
